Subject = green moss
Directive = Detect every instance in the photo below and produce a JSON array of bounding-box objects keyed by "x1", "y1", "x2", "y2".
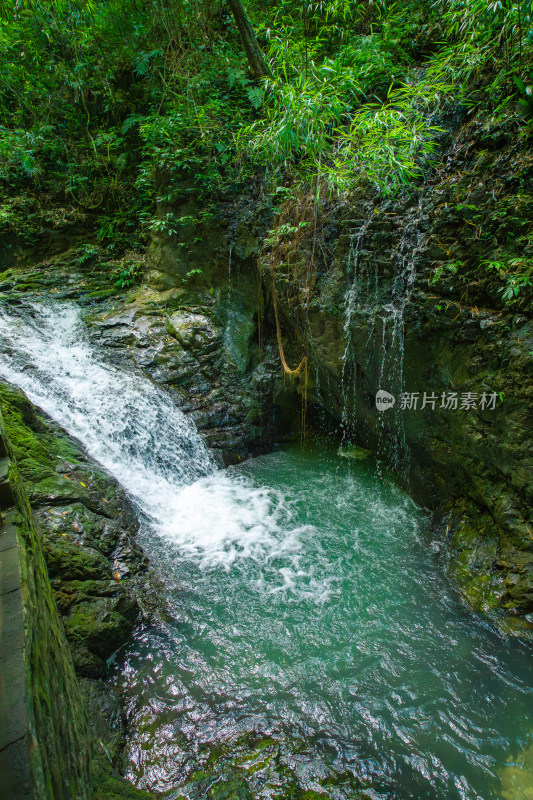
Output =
[
  {"x1": 209, "y1": 775, "x2": 254, "y2": 800},
  {"x1": 462, "y1": 572, "x2": 501, "y2": 612},
  {"x1": 43, "y1": 536, "x2": 110, "y2": 581},
  {"x1": 0, "y1": 383, "x2": 82, "y2": 484},
  {"x1": 33, "y1": 474, "x2": 90, "y2": 503},
  {"x1": 93, "y1": 757, "x2": 156, "y2": 799},
  {"x1": 88, "y1": 288, "x2": 118, "y2": 299},
  {"x1": 448, "y1": 506, "x2": 505, "y2": 613},
  {"x1": 0, "y1": 384, "x2": 52, "y2": 481}
]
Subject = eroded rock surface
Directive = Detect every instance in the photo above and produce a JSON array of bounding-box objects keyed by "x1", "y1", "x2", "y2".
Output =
[{"x1": 0, "y1": 382, "x2": 149, "y2": 678}]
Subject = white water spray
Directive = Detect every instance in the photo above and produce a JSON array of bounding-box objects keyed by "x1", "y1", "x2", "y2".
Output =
[{"x1": 0, "y1": 302, "x2": 310, "y2": 571}]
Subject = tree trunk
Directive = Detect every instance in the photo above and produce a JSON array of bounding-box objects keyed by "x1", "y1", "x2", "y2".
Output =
[{"x1": 226, "y1": 0, "x2": 271, "y2": 80}]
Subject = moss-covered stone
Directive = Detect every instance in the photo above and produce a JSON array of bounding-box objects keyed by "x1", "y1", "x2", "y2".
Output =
[
  {"x1": 209, "y1": 774, "x2": 255, "y2": 800},
  {"x1": 42, "y1": 536, "x2": 110, "y2": 580},
  {"x1": 92, "y1": 757, "x2": 155, "y2": 800},
  {"x1": 65, "y1": 603, "x2": 132, "y2": 659},
  {"x1": 0, "y1": 389, "x2": 155, "y2": 798}
]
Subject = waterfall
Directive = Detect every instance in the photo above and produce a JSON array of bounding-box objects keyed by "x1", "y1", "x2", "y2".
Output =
[
  {"x1": 341, "y1": 199, "x2": 427, "y2": 470},
  {"x1": 340, "y1": 216, "x2": 372, "y2": 435},
  {"x1": 227, "y1": 243, "x2": 233, "y2": 300},
  {"x1": 0, "y1": 302, "x2": 304, "y2": 569}
]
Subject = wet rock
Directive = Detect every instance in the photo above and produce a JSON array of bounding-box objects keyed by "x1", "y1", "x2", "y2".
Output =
[
  {"x1": 43, "y1": 537, "x2": 110, "y2": 581},
  {"x1": 0, "y1": 382, "x2": 148, "y2": 677},
  {"x1": 338, "y1": 444, "x2": 374, "y2": 460},
  {"x1": 64, "y1": 599, "x2": 134, "y2": 660}
]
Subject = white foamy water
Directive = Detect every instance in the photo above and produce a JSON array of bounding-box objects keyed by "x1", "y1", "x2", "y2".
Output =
[
  {"x1": 0, "y1": 302, "x2": 311, "y2": 572},
  {"x1": 3, "y1": 304, "x2": 532, "y2": 800}
]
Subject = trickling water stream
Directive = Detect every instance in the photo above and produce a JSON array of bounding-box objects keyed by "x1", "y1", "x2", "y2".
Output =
[
  {"x1": 340, "y1": 201, "x2": 428, "y2": 471},
  {"x1": 0, "y1": 302, "x2": 532, "y2": 800}
]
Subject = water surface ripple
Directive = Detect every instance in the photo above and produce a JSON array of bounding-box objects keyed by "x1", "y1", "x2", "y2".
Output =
[{"x1": 0, "y1": 302, "x2": 531, "y2": 800}]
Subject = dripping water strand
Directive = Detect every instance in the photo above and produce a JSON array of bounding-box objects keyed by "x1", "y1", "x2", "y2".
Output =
[{"x1": 340, "y1": 215, "x2": 372, "y2": 438}]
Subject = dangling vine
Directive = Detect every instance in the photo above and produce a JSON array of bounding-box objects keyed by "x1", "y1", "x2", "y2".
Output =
[
  {"x1": 271, "y1": 261, "x2": 309, "y2": 436},
  {"x1": 271, "y1": 263, "x2": 308, "y2": 379},
  {"x1": 259, "y1": 178, "x2": 331, "y2": 436}
]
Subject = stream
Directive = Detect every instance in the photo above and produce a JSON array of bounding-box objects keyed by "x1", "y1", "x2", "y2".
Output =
[{"x1": 0, "y1": 302, "x2": 532, "y2": 800}]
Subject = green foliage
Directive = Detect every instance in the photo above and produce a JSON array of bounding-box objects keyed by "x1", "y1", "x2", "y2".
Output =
[
  {"x1": 113, "y1": 259, "x2": 144, "y2": 289},
  {"x1": 426, "y1": 0, "x2": 533, "y2": 127},
  {"x1": 0, "y1": 0, "x2": 161, "y2": 249},
  {"x1": 238, "y1": 2, "x2": 449, "y2": 193},
  {"x1": 513, "y1": 73, "x2": 533, "y2": 117},
  {"x1": 75, "y1": 245, "x2": 100, "y2": 266},
  {"x1": 0, "y1": 0, "x2": 532, "y2": 245},
  {"x1": 431, "y1": 259, "x2": 463, "y2": 283},
  {"x1": 185, "y1": 268, "x2": 203, "y2": 280},
  {"x1": 483, "y1": 257, "x2": 533, "y2": 304},
  {"x1": 264, "y1": 220, "x2": 310, "y2": 246}
]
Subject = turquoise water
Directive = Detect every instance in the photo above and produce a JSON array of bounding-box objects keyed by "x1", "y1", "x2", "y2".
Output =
[
  {"x1": 1, "y1": 303, "x2": 530, "y2": 799},
  {"x1": 118, "y1": 441, "x2": 533, "y2": 800}
]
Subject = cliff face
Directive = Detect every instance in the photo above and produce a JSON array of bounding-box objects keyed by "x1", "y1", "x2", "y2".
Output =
[
  {"x1": 264, "y1": 121, "x2": 533, "y2": 621},
  {"x1": 0, "y1": 115, "x2": 531, "y2": 627},
  {"x1": 140, "y1": 113, "x2": 533, "y2": 624}
]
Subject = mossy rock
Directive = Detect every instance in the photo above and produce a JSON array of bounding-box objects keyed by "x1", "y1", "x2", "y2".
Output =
[
  {"x1": 43, "y1": 536, "x2": 110, "y2": 581},
  {"x1": 448, "y1": 505, "x2": 506, "y2": 613},
  {"x1": 32, "y1": 473, "x2": 90, "y2": 505},
  {"x1": 209, "y1": 774, "x2": 255, "y2": 800},
  {"x1": 64, "y1": 599, "x2": 133, "y2": 659},
  {"x1": 0, "y1": 383, "x2": 53, "y2": 480},
  {"x1": 337, "y1": 444, "x2": 373, "y2": 460},
  {"x1": 93, "y1": 757, "x2": 156, "y2": 800},
  {"x1": 36, "y1": 502, "x2": 123, "y2": 554},
  {"x1": 88, "y1": 287, "x2": 118, "y2": 300},
  {"x1": 52, "y1": 578, "x2": 126, "y2": 612}
]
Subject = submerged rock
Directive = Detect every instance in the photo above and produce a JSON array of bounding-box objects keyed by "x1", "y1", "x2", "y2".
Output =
[
  {"x1": 337, "y1": 444, "x2": 374, "y2": 460},
  {"x1": 499, "y1": 741, "x2": 533, "y2": 800}
]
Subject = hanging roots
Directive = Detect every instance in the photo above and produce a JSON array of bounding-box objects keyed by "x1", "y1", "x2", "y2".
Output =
[
  {"x1": 266, "y1": 186, "x2": 324, "y2": 437},
  {"x1": 271, "y1": 265, "x2": 309, "y2": 436},
  {"x1": 271, "y1": 267, "x2": 307, "y2": 378}
]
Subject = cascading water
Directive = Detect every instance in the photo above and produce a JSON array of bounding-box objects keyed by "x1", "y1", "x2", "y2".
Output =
[
  {"x1": 340, "y1": 216, "x2": 373, "y2": 437},
  {"x1": 340, "y1": 200, "x2": 428, "y2": 470},
  {"x1": 228, "y1": 243, "x2": 233, "y2": 300},
  {"x1": 1, "y1": 301, "x2": 532, "y2": 800},
  {"x1": 380, "y1": 198, "x2": 428, "y2": 469},
  {"x1": 0, "y1": 303, "x2": 302, "y2": 567}
]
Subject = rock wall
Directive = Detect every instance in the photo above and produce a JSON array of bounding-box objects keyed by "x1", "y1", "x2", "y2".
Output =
[
  {"x1": 260, "y1": 120, "x2": 533, "y2": 621},
  {"x1": 0, "y1": 385, "x2": 156, "y2": 799},
  {"x1": 0, "y1": 398, "x2": 94, "y2": 799},
  {"x1": 141, "y1": 115, "x2": 532, "y2": 624}
]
